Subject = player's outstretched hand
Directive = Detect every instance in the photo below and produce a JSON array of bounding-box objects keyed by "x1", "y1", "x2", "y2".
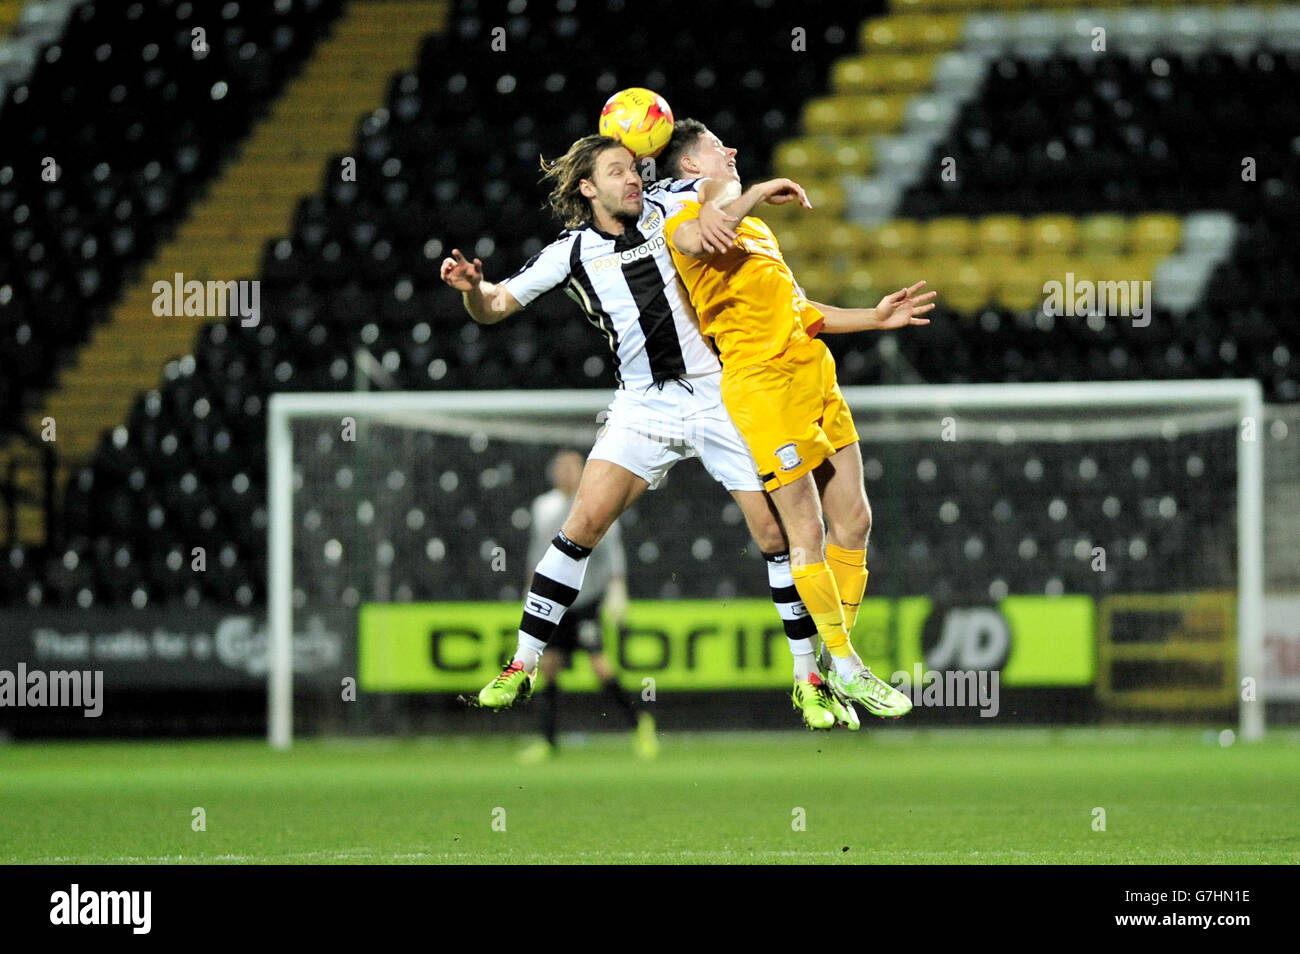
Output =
[
  {"x1": 759, "y1": 177, "x2": 812, "y2": 209},
  {"x1": 440, "y1": 249, "x2": 483, "y2": 292},
  {"x1": 875, "y1": 280, "x2": 937, "y2": 329}
]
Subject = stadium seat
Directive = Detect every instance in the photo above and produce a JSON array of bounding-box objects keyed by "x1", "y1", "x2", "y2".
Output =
[
  {"x1": 921, "y1": 217, "x2": 974, "y2": 258},
  {"x1": 1131, "y1": 215, "x2": 1182, "y2": 257},
  {"x1": 974, "y1": 216, "x2": 1025, "y2": 257},
  {"x1": 1078, "y1": 215, "x2": 1131, "y2": 257},
  {"x1": 832, "y1": 54, "x2": 936, "y2": 95},
  {"x1": 870, "y1": 220, "x2": 923, "y2": 258},
  {"x1": 804, "y1": 94, "x2": 908, "y2": 136},
  {"x1": 1026, "y1": 216, "x2": 1079, "y2": 256},
  {"x1": 863, "y1": 15, "x2": 965, "y2": 53}
]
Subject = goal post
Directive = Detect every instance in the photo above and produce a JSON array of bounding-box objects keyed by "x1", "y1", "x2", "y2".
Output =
[{"x1": 267, "y1": 379, "x2": 1266, "y2": 747}]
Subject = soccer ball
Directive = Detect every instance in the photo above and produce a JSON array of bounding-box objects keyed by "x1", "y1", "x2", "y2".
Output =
[{"x1": 598, "y1": 87, "x2": 675, "y2": 159}]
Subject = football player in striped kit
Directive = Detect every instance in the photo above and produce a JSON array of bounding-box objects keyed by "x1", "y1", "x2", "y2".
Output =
[{"x1": 441, "y1": 134, "x2": 855, "y2": 730}]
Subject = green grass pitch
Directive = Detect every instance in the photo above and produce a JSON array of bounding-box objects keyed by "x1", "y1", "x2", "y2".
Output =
[{"x1": 1, "y1": 729, "x2": 1297, "y2": 864}]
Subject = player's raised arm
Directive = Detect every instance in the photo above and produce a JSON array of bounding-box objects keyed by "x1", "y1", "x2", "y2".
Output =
[
  {"x1": 722, "y1": 177, "x2": 812, "y2": 222},
  {"x1": 668, "y1": 177, "x2": 812, "y2": 258},
  {"x1": 810, "y1": 281, "x2": 937, "y2": 334},
  {"x1": 440, "y1": 248, "x2": 523, "y2": 325}
]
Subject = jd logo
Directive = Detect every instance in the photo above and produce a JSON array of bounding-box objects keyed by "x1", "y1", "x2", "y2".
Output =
[{"x1": 921, "y1": 606, "x2": 1011, "y2": 672}]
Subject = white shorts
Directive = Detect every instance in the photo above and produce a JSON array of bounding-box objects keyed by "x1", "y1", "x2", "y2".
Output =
[{"x1": 587, "y1": 373, "x2": 764, "y2": 493}]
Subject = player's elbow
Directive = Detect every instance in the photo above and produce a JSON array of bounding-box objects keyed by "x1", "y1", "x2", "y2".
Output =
[{"x1": 470, "y1": 301, "x2": 511, "y2": 325}]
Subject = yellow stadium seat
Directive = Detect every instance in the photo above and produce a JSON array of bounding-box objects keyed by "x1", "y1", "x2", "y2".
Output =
[
  {"x1": 1027, "y1": 215, "x2": 1079, "y2": 256},
  {"x1": 802, "y1": 99, "x2": 855, "y2": 137},
  {"x1": 832, "y1": 57, "x2": 876, "y2": 94},
  {"x1": 771, "y1": 140, "x2": 817, "y2": 178},
  {"x1": 1078, "y1": 214, "x2": 1130, "y2": 257},
  {"x1": 833, "y1": 54, "x2": 936, "y2": 94},
  {"x1": 883, "y1": 54, "x2": 937, "y2": 92},
  {"x1": 934, "y1": 258, "x2": 994, "y2": 313},
  {"x1": 868, "y1": 257, "x2": 930, "y2": 295},
  {"x1": 801, "y1": 182, "x2": 845, "y2": 218},
  {"x1": 773, "y1": 136, "x2": 873, "y2": 178},
  {"x1": 968, "y1": 253, "x2": 1010, "y2": 300},
  {"x1": 825, "y1": 223, "x2": 871, "y2": 258},
  {"x1": 1131, "y1": 214, "x2": 1181, "y2": 256},
  {"x1": 869, "y1": 220, "x2": 922, "y2": 258},
  {"x1": 1000, "y1": 257, "x2": 1069, "y2": 313},
  {"x1": 1128, "y1": 255, "x2": 1161, "y2": 283},
  {"x1": 825, "y1": 137, "x2": 874, "y2": 175},
  {"x1": 863, "y1": 15, "x2": 965, "y2": 53},
  {"x1": 922, "y1": 217, "x2": 974, "y2": 257},
  {"x1": 774, "y1": 227, "x2": 815, "y2": 262},
  {"x1": 777, "y1": 223, "x2": 861, "y2": 267},
  {"x1": 845, "y1": 265, "x2": 891, "y2": 303},
  {"x1": 998, "y1": 276, "x2": 1047, "y2": 313},
  {"x1": 974, "y1": 215, "x2": 1025, "y2": 257},
  {"x1": 760, "y1": 178, "x2": 843, "y2": 224},
  {"x1": 804, "y1": 95, "x2": 907, "y2": 136},
  {"x1": 772, "y1": 139, "x2": 834, "y2": 179},
  {"x1": 794, "y1": 263, "x2": 846, "y2": 305}
]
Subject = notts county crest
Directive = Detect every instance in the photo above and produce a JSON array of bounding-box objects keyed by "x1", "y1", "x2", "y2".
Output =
[{"x1": 775, "y1": 442, "x2": 802, "y2": 471}]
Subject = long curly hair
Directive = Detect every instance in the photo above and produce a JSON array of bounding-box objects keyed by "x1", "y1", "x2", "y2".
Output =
[{"x1": 539, "y1": 135, "x2": 625, "y2": 229}]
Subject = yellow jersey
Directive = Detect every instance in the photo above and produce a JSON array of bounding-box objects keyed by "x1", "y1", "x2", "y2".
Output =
[{"x1": 664, "y1": 199, "x2": 824, "y2": 366}]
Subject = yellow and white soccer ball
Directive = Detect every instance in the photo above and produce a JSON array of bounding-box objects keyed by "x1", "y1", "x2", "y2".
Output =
[{"x1": 598, "y1": 87, "x2": 675, "y2": 159}]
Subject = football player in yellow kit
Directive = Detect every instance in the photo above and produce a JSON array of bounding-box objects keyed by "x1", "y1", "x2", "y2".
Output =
[{"x1": 658, "y1": 120, "x2": 936, "y2": 718}]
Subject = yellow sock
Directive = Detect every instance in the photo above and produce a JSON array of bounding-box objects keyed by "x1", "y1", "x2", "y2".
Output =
[
  {"x1": 790, "y1": 560, "x2": 854, "y2": 657},
  {"x1": 826, "y1": 545, "x2": 868, "y2": 637}
]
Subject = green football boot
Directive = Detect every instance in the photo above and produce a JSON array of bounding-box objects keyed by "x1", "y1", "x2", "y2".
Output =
[
  {"x1": 792, "y1": 674, "x2": 837, "y2": 730},
  {"x1": 477, "y1": 660, "x2": 535, "y2": 709},
  {"x1": 827, "y1": 666, "x2": 913, "y2": 719},
  {"x1": 825, "y1": 689, "x2": 860, "y2": 731}
]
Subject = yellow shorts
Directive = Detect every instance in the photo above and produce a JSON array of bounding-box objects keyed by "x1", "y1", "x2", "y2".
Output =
[{"x1": 721, "y1": 338, "x2": 859, "y2": 493}]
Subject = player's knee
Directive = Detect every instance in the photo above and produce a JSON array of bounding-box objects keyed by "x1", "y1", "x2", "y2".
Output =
[
  {"x1": 747, "y1": 512, "x2": 787, "y2": 553},
  {"x1": 857, "y1": 498, "x2": 873, "y2": 539},
  {"x1": 788, "y1": 519, "x2": 826, "y2": 561},
  {"x1": 562, "y1": 509, "x2": 613, "y2": 548},
  {"x1": 828, "y1": 497, "x2": 870, "y2": 549},
  {"x1": 843, "y1": 495, "x2": 871, "y2": 539}
]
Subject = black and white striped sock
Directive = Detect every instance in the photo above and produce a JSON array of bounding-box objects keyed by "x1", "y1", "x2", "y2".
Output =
[
  {"x1": 515, "y1": 530, "x2": 592, "y2": 671},
  {"x1": 764, "y1": 550, "x2": 819, "y2": 681}
]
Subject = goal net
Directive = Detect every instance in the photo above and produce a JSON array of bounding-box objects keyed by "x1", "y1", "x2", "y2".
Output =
[{"x1": 267, "y1": 380, "x2": 1270, "y2": 746}]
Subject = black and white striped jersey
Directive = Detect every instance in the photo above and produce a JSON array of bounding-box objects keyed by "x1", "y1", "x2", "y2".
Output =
[{"x1": 498, "y1": 179, "x2": 717, "y2": 390}]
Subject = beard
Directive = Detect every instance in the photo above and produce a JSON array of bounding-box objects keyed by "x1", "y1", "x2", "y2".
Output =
[{"x1": 602, "y1": 192, "x2": 642, "y2": 226}]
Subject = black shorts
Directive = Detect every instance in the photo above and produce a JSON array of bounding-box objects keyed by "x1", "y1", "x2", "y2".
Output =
[{"x1": 548, "y1": 602, "x2": 604, "y2": 654}]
